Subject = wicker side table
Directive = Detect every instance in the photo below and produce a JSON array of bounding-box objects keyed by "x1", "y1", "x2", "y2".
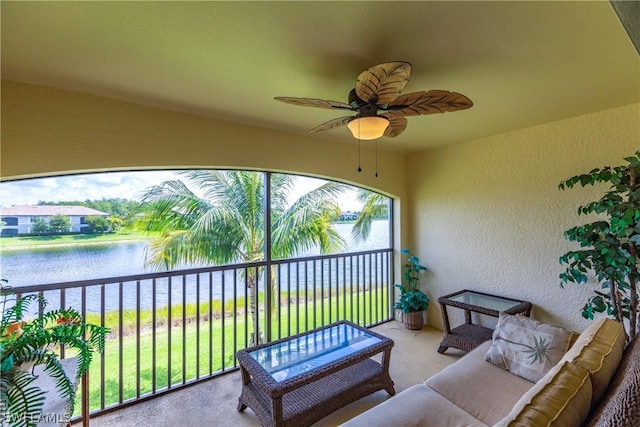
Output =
[{"x1": 437, "y1": 289, "x2": 532, "y2": 354}]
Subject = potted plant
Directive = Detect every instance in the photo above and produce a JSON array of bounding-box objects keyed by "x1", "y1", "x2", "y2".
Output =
[
  {"x1": 0, "y1": 279, "x2": 108, "y2": 425},
  {"x1": 559, "y1": 151, "x2": 640, "y2": 342},
  {"x1": 394, "y1": 249, "x2": 430, "y2": 330}
]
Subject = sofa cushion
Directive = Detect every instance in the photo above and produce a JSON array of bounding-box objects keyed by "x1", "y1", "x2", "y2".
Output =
[
  {"x1": 485, "y1": 313, "x2": 573, "y2": 383},
  {"x1": 339, "y1": 384, "x2": 489, "y2": 427},
  {"x1": 425, "y1": 340, "x2": 534, "y2": 425},
  {"x1": 560, "y1": 317, "x2": 625, "y2": 406},
  {"x1": 584, "y1": 334, "x2": 640, "y2": 427},
  {"x1": 495, "y1": 360, "x2": 593, "y2": 427}
]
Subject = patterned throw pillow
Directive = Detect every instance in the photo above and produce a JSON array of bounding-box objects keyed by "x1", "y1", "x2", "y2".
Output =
[{"x1": 485, "y1": 313, "x2": 573, "y2": 383}]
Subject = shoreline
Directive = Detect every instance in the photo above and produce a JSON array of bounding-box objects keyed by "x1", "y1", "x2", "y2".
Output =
[{"x1": 0, "y1": 237, "x2": 151, "y2": 251}]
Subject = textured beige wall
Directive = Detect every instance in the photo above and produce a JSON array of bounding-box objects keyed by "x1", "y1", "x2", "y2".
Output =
[
  {"x1": 0, "y1": 81, "x2": 406, "y2": 193},
  {"x1": 409, "y1": 103, "x2": 639, "y2": 332}
]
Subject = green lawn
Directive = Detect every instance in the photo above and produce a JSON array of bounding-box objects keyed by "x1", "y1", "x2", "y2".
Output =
[
  {"x1": 70, "y1": 286, "x2": 391, "y2": 414},
  {"x1": 0, "y1": 231, "x2": 157, "y2": 250}
]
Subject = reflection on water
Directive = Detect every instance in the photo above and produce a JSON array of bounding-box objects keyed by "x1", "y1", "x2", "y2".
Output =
[{"x1": 2, "y1": 242, "x2": 154, "y2": 287}]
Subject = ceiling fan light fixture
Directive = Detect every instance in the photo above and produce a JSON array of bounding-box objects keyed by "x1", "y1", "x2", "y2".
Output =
[
  {"x1": 347, "y1": 116, "x2": 389, "y2": 140},
  {"x1": 275, "y1": 62, "x2": 472, "y2": 139}
]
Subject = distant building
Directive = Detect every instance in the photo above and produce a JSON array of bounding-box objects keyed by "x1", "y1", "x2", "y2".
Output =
[
  {"x1": 0, "y1": 205, "x2": 110, "y2": 236},
  {"x1": 339, "y1": 211, "x2": 359, "y2": 221}
]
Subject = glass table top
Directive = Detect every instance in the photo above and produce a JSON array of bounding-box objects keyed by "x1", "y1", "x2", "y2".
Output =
[
  {"x1": 249, "y1": 323, "x2": 381, "y2": 382},
  {"x1": 447, "y1": 291, "x2": 521, "y2": 312}
]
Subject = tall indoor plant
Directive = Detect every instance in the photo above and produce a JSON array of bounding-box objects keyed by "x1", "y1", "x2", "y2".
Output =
[
  {"x1": 394, "y1": 249, "x2": 429, "y2": 330},
  {"x1": 0, "y1": 280, "x2": 108, "y2": 426},
  {"x1": 559, "y1": 151, "x2": 640, "y2": 342}
]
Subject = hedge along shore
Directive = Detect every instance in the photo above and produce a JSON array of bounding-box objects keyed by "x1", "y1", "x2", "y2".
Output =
[{"x1": 0, "y1": 231, "x2": 155, "y2": 251}]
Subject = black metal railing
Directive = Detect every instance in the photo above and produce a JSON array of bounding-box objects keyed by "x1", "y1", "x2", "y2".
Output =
[{"x1": 12, "y1": 248, "x2": 393, "y2": 423}]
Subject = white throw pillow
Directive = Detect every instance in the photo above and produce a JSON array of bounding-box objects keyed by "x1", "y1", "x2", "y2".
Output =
[{"x1": 485, "y1": 313, "x2": 572, "y2": 383}]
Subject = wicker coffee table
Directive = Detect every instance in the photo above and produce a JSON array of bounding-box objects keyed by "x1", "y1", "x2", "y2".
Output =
[{"x1": 235, "y1": 320, "x2": 395, "y2": 427}]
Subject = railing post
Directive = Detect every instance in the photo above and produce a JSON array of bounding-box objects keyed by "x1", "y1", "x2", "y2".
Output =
[
  {"x1": 82, "y1": 370, "x2": 89, "y2": 427},
  {"x1": 81, "y1": 284, "x2": 89, "y2": 426},
  {"x1": 264, "y1": 171, "x2": 272, "y2": 343}
]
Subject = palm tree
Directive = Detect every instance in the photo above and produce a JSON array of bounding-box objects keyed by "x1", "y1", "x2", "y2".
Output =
[
  {"x1": 351, "y1": 189, "x2": 390, "y2": 242},
  {"x1": 138, "y1": 170, "x2": 345, "y2": 344}
]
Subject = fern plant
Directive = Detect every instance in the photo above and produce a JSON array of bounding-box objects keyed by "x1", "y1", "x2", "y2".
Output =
[{"x1": 0, "y1": 280, "x2": 108, "y2": 427}]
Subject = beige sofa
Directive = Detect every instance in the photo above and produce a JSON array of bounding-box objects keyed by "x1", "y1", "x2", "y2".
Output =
[{"x1": 342, "y1": 317, "x2": 640, "y2": 426}]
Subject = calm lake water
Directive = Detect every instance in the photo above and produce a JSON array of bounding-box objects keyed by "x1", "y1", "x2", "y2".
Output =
[{"x1": 0, "y1": 222, "x2": 390, "y2": 313}]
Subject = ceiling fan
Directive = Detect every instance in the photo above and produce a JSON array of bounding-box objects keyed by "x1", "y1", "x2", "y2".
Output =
[{"x1": 275, "y1": 61, "x2": 473, "y2": 140}]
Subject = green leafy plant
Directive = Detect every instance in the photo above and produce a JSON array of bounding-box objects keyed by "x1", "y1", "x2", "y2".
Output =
[
  {"x1": 393, "y1": 249, "x2": 429, "y2": 313},
  {"x1": 0, "y1": 279, "x2": 108, "y2": 426},
  {"x1": 559, "y1": 151, "x2": 639, "y2": 342}
]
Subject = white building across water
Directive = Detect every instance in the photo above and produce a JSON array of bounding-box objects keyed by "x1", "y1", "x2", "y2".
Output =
[{"x1": 0, "y1": 205, "x2": 109, "y2": 236}]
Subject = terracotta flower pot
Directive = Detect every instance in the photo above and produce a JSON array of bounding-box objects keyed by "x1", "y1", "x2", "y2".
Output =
[
  {"x1": 403, "y1": 311, "x2": 423, "y2": 330},
  {"x1": 2, "y1": 321, "x2": 25, "y2": 339}
]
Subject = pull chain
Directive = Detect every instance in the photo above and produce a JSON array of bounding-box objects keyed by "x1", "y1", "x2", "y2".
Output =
[
  {"x1": 375, "y1": 139, "x2": 378, "y2": 177},
  {"x1": 357, "y1": 119, "x2": 362, "y2": 172}
]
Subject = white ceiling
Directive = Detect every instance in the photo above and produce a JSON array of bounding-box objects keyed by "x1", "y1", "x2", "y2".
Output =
[{"x1": 1, "y1": 1, "x2": 638, "y2": 153}]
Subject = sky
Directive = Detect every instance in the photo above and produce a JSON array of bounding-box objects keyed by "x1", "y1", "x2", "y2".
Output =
[{"x1": 0, "y1": 170, "x2": 364, "y2": 211}]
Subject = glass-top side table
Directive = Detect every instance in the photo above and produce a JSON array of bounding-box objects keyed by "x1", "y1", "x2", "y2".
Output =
[{"x1": 437, "y1": 289, "x2": 532, "y2": 354}]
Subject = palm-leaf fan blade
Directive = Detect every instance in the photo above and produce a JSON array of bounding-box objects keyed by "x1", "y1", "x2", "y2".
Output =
[
  {"x1": 355, "y1": 62, "x2": 412, "y2": 105},
  {"x1": 308, "y1": 116, "x2": 353, "y2": 134},
  {"x1": 381, "y1": 113, "x2": 408, "y2": 137},
  {"x1": 388, "y1": 90, "x2": 473, "y2": 116},
  {"x1": 274, "y1": 97, "x2": 352, "y2": 110}
]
